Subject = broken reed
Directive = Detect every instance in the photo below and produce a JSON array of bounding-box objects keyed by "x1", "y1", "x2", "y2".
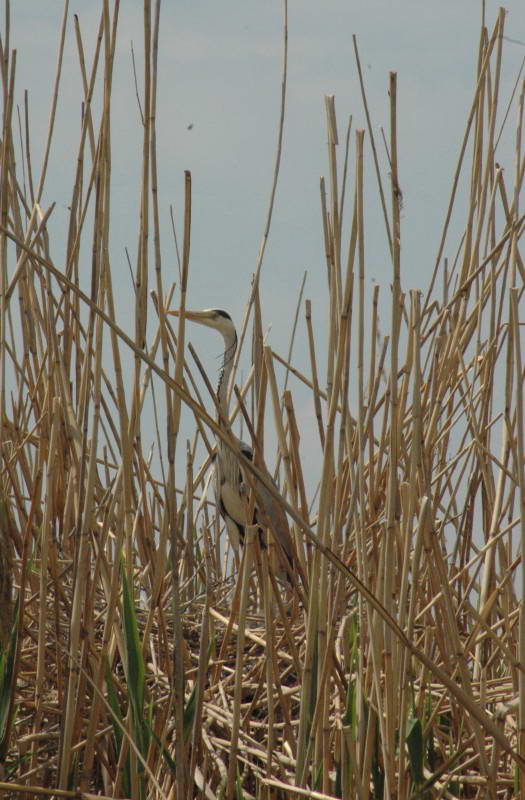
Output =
[{"x1": 0, "y1": 3, "x2": 525, "y2": 800}]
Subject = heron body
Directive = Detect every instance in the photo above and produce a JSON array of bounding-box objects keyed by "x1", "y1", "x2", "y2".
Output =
[
  {"x1": 214, "y1": 438, "x2": 253, "y2": 552},
  {"x1": 169, "y1": 307, "x2": 304, "y2": 588}
]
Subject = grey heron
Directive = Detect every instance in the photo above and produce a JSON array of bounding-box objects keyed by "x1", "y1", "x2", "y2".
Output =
[{"x1": 169, "y1": 307, "x2": 306, "y2": 590}]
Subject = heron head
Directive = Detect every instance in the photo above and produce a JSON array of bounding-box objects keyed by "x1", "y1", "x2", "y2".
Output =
[{"x1": 169, "y1": 307, "x2": 235, "y2": 336}]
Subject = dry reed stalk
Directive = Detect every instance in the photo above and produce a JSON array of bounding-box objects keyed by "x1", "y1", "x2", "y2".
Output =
[
  {"x1": 510, "y1": 286, "x2": 525, "y2": 798},
  {"x1": 170, "y1": 168, "x2": 192, "y2": 800},
  {"x1": 354, "y1": 125, "x2": 378, "y2": 798},
  {"x1": 226, "y1": 526, "x2": 255, "y2": 799},
  {"x1": 382, "y1": 74, "x2": 401, "y2": 796},
  {"x1": 281, "y1": 270, "x2": 307, "y2": 401},
  {"x1": 352, "y1": 35, "x2": 392, "y2": 257},
  {"x1": 304, "y1": 300, "x2": 326, "y2": 448},
  {"x1": 228, "y1": 0, "x2": 288, "y2": 422}
]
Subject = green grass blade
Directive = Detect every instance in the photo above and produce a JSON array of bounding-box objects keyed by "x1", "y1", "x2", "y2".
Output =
[
  {"x1": 147, "y1": 723, "x2": 178, "y2": 776},
  {"x1": 0, "y1": 596, "x2": 19, "y2": 759},
  {"x1": 406, "y1": 714, "x2": 424, "y2": 787},
  {"x1": 120, "y1": 557, "x2": 145, "y2": 720},
  {"x1": 105, "y1": 657, "x2": 131, "y2": 796},
  {"x1": 235, "y1": 768, "x2": 245, "y2": 799},
  {"x1": 105, "y1": 658, "x2": 124, "y2": 751},
  {"x1": 120, "y1": 554, "x2": 148, "y2": 793},
  {"x1": 372, "y1": 712, "x2": 384, "y2": 800}
]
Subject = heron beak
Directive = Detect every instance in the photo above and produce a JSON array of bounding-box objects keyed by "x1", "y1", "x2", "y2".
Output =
[{"x1": 168, "y1": 309, "x2": 216, "y2": 326}]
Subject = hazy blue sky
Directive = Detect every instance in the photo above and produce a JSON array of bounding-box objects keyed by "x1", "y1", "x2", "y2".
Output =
[{"x1": 8, "y1": 1, "x2": 525, "y2": 484}]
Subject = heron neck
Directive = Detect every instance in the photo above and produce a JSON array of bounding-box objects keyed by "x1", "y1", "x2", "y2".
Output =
[{"x1": 217, "y1": 329, "x2": 237, "y2": 423}]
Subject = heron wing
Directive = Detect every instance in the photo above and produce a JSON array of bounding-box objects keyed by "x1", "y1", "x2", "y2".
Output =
[{"x1": 252, "y1": 466, "x2": 308, "y2": 592}]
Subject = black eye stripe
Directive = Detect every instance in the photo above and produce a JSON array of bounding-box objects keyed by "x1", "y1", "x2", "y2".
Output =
[{"x1": 213, "y1": 309, "x2": 232, "y2": 321}]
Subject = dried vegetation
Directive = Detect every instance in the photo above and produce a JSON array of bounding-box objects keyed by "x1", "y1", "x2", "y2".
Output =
[{"x1": 0, "y1": 3, "x2": 525, "y2": 799}]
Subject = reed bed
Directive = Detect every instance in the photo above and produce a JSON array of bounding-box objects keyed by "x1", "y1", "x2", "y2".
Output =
[{"x1": 1, "y1": 3, "x2": 525, "y2": 799}]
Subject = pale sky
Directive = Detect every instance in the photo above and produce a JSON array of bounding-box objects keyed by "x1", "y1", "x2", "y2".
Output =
[{"x1": 9, "y1": 1, "x2": 525, "y2": 488}]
